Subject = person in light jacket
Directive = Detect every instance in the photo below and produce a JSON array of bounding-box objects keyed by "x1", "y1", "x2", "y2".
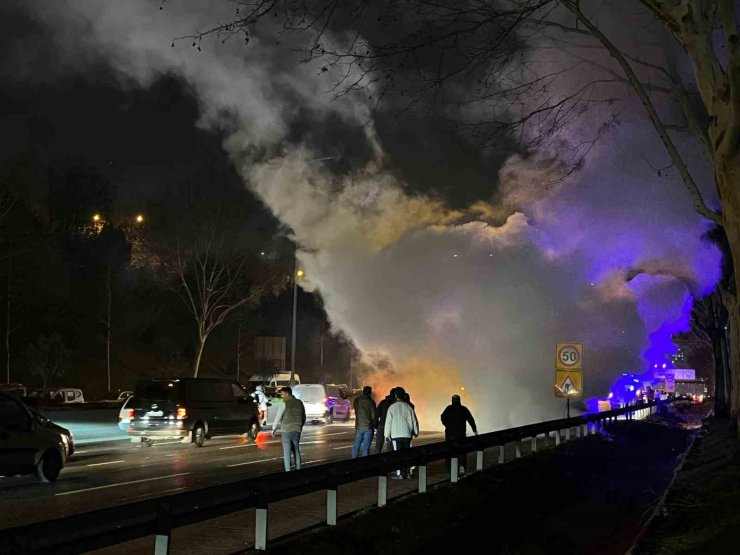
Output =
[
  {"x1": 271, "y1": 387, "x2": 306, "y2": 471},
  {"x1": 384, "y1": 387, "x2": 419, "y2": 479}
]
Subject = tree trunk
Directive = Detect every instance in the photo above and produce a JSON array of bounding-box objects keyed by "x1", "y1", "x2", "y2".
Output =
[
  {"x1": 193, "y1": 334, "x2": 207, "y2": 378},
  {"x1": 715, "y1": 157, "x2": 740, "y2": 427},
  {"x1": 5, "y1": 250, "x2": 10, "y2": 385},
  {"x1": 106, "y1": 263, "x2": 112, "y2": 393}
]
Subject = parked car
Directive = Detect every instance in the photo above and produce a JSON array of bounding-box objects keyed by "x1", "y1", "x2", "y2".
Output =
[
  {"x1": 27, "y1": 387, "x2": 85, "y2": 405},
  {"x1": 292, "y1": 384, "x2": 351, "y2": 424},
  {"x1": 0, "y1": 393, "x2": 74, "y2": 482},
  {"x1": 127, "y1": 378, "x2": 261, "y2": 447},
  {"x1": 0, "y1": 383, "x2": 26, "y2": 398}
]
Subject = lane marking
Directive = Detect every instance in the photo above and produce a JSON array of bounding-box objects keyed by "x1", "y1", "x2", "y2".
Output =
[
  {"x1": 332, "y1": 445, "x2": 353, "y2": 450},
  {"x1": 303, "y1": 459, "x2": 328, "y2": 465},
  {"x1": 54, "y1": 472, "x2": 191, "y2": 497},
  {"x1": 227, "y1": 457, "x2": 282, "y2": 468},
  {"x1": 85, "y1": 460, "x2": 125, "y2": 467}
]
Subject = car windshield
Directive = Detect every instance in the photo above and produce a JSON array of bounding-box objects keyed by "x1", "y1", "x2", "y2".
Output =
[{"x1": 134, "y1": 381, "x2": 179, "y2": 401}]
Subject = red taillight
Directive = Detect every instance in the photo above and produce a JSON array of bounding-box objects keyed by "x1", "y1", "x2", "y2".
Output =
[
  {"x1": 176, "y1": 407, "x2": 187, "y2": 420},
  {"x1": 120, "y1": 408, "x2": 134, "y2": 422}
]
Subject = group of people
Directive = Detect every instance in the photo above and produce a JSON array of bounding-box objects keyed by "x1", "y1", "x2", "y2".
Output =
[
  {"x1": 268, "y1": 383, "x2": 478, "y2": 479},
  {"x1": 354, "y1": 386, "x2": 478, "y2": 478}
]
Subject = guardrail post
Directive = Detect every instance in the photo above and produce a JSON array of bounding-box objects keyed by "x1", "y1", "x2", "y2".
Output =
[
  {"x1": 154, "y1": 503, "x2": 172, "y2": 555},
  {"x1": 564, "y1": 427, "x2": 570, "y2": 441},
  {"x1": 418, "y1": 452, "x2": 428, "y2": 493},
  {"x1": 476, "y1": 450, "x2": 484, "y2": 471},
  {"x1": 450, "y1": 457, "x2": 459, "y2": 483},
  {"x1": 515, "y1": 440, "x2": 523, "y2": 458},
  {"x1": 255, "y1": 487, "x2": 269, "y2": 551},
  {"x1": 555, "y1": 429, "x2": 561, "y2": 445},
  {"x1": 497, "y1": 445, "x2": 505, "y2": 463},
  {"x1": 326, "y1": 469, "x2": 338, "y2": 526},
  {"x1": 531, "y1": 435, "x2": 538, "y2": 453},
  {"x1": 378, "y1": 459, "x2": 388, "y2": 507}
]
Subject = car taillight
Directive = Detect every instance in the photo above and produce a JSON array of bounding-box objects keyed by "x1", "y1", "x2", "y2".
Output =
[
  {"x1": 177, "y1": 407, "x2": 187, "y2": 420},
  {"x1": 120, "y1": 408, "x2": 134, "y2": 422}
]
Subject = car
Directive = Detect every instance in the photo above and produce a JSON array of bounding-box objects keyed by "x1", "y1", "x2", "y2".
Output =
[
  {"x1": 127, "y1": 378, "x2": 261, "y2": 447},
  {"x1": 27, "y1": 387, "x2": 85, "y2": 405},
  {"x1": 292, "y1": 384, "x2": 351, "y2": 424},
  {"x1": 0, "y1": 383, "x2": 27, "y2": 398},
  {"x1": 0, "y1": 393, "x2": 74, "y2": 482}
]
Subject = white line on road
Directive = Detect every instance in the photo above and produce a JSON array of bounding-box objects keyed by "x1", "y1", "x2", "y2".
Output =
[
  {"x1": 332, "y1": 445, "x2": 353, "y2": 450},
  {"x1": 227, "y1": 457, "x2": 282, "y2": 468},
  {"x1": 303, "y1": 459, "x2": 328, "y2": 465},
  {"x1": 85, "y1": 460, "x2": 126, "y2": 467},
  {"x1": 54, "y1": 472, "x2": 191, "y2": 497}
]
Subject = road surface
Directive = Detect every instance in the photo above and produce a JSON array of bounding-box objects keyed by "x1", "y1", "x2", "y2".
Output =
[{"x1": 0, "y1": 421, "x2": 444, "y2": 529}]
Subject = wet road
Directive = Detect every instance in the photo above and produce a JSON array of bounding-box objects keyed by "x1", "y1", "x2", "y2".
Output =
[{"x1": 0, "y1": 423, "x2": 444, "y2": 529}]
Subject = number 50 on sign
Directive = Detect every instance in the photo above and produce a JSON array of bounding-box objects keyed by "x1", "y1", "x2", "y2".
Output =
[{"x1": 556, "y1": 343, "x2": 583, "y2": 371}]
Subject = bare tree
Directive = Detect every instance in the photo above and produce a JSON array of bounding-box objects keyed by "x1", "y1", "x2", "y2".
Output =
[
  {"x1": 169, "y1": 226, "x2": 283, "y2": 378},
  {"x1": 25, "y1": 333, "x2": 70, "y2": 392},
  {"x1": 179, "y1": 0, "x2": 740, "y2": 420}
]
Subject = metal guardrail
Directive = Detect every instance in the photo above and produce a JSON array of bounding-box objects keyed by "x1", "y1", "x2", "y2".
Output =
[{"x1": 0, "y1": 401, "x2": 662, "y2": 554}]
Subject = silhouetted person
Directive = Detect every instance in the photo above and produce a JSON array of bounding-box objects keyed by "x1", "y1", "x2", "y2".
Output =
[
  {"x1": 352, "y1": 385, "x2": 377, "y2": 458},
  {"x1": 441, "y1": 394, "x2": 477, "y2": 475},
  {"x1": 271, "y1": 387, "x2": 306, "y2": 471},
  {"x1": 375, "y1": 387, "x2": 397, "y2": 454}
]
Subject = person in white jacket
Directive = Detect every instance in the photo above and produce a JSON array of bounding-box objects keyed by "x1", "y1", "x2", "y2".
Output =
[{"x1": 384, "y1": 386, "x2": 419, "y2": 479}]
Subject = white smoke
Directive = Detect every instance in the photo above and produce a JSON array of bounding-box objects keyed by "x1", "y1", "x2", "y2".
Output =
[{"x1": 18, "y1": 0, "x2": 721, "y2": 430}]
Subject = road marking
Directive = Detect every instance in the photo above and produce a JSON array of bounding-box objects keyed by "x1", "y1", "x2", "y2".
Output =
[
  {"x1": 219, "y1": 439, "x2": 281, "y2": 450},
  {"x1": 303, "y1": 459, "x2": 328, "y2": 465},
  {"x1": 332, "y1": 445, "x2": 353, "y2": 450},
  {"x1": 227, "y1": 457, "x2": 282, "y2": 468},
  {"x1": 85, "y1": 460, "x2": 125, "y2": 467},
  {"x1": 54, "y1": 472, "x2": 191, "y2": 497}
]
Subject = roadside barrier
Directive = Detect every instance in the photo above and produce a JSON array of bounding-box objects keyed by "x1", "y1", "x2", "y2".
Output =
[{"x1": 0, "y1": 401, "x2": 662, "y2": 554}]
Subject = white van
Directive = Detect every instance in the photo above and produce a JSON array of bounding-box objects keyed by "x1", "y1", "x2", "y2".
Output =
[{"x1": 248, "y1": 373, "x2": 301, "y2": 389}]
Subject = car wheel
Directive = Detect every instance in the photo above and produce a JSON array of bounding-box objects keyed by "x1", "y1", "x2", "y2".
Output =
[
  {"x1": 36, "y1": 450, "x2": 63, "y2": 483},
  {"x1": 193, "y1": 424, "x2": 206, "y2": 447},
  {"x1": 247, "y1": 421, "x2": 260, "y2": 440},
  {"x1": 326, "y1": 410, "x2": 334, "y2": 425}
]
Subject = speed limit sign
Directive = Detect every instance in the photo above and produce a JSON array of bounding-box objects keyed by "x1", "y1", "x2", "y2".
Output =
[{"x1": 556, "y1": 343, "x2": 583, "y2": 370}]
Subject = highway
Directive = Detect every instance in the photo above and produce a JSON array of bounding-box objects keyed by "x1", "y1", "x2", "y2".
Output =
[{"x1": 0, "y1": 421, "x2": 444, "y2": 529}]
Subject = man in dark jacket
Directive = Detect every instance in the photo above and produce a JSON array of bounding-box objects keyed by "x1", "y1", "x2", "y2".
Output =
[
  {"x1": 375, "y1": 387, "x2": 397, "y2": 454},
  {"x1": 441, "y1": 394, "x2": 477, "y2": 475},
  {"x1": 352, "y1": 386, "x2": 377, "y2": 458}
]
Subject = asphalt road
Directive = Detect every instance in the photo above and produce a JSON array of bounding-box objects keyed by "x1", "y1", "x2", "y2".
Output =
[{"x1": 0, "y1": 422, "x2": 444, "y2": 530}]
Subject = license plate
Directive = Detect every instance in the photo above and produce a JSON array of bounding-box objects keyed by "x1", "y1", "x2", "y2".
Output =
[{"x1": 146, "y1": 411, "x2": 163, "y2": 417}]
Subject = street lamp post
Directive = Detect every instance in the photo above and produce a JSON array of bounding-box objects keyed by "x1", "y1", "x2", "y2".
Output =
[{"x1": 290, "y1": 257, "x2": 304, "y2": 387}]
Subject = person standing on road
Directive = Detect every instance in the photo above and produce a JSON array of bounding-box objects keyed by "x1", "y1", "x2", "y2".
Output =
[
  {"x1": 375, "y1": 387, "x2": 397, "y2": 454},
  {"x1": 441, "y1": 394, "x2": 478, "y2": 476},
  {"x1": 384, "y1": 386, "x2": 419, "y2": 479},
  {"x1": 352, "y1": 385, "x2": 377, "y2": 458},
  {"x1": 271, "y1": 387, "x2": 306, "y2": 472},
  {"x1": 251, "y1": 385, "x2": 269, "y2": 427}
]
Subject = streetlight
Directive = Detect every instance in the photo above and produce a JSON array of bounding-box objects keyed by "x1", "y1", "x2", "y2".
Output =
[
  {"x1": 135, "y1": 214, "x2": 144, "y2": 224},
  {"x1": 290, "y1": 260, "x2": 304, "y2": 386},
  {"x1": 92, "y1": 213, "x2": 101, "y2": 222}
]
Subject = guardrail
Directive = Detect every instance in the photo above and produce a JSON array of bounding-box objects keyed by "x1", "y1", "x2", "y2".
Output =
[{"x1": 0, "y1": 401, "x2": 662, "y2": 554}]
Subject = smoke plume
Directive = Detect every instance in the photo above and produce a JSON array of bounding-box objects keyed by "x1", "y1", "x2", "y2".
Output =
[{"x1": 16, "y1": 0, "x2": 722, "y2": 430}]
